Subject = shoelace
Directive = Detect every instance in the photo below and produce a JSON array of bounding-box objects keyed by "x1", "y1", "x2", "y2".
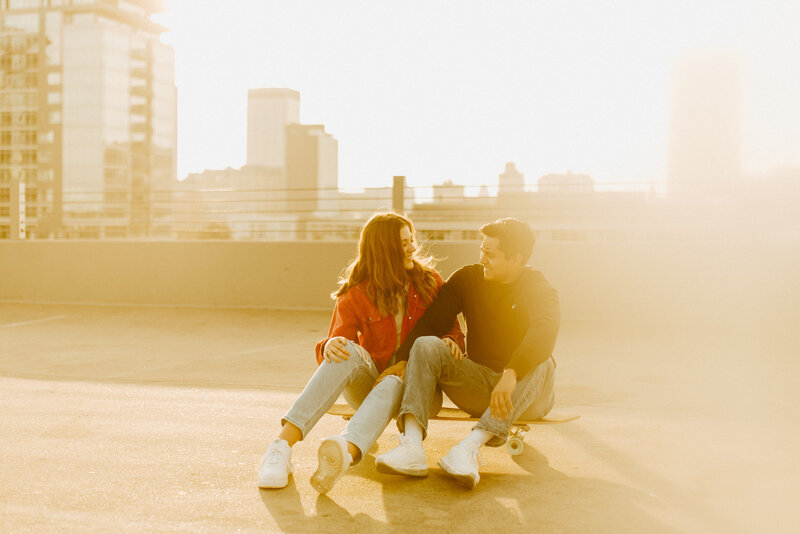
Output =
[
  {"x1": 263, "y1": 448, "x2": 288, "y2": 466},
  {"x1": 265, "y1": 453, "x2": 283, "y2": 465},
  {"x1": 390, "y1": 434, "x2": 422, "y2": 449},
  {"x1": 390, "y1": 434, "x2": 407, "y2": 446}
]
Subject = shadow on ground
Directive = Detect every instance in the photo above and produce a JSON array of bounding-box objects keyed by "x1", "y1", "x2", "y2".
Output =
[{"x1": 260, "y1": 445, "x2": 680, "y2": 534}]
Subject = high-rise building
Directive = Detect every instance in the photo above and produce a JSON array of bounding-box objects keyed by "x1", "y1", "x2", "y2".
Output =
[
  {"x1": 668, "y1": 54, "x2": 741, "y2": 199},
  {"x1": 0, "y1": 0, "x2": 176, "y2": 238},
  {"x1": 246, "y1": 88, "x2": 299, "y2": 168},
  {"x1": 285, "y1": 123, "x2": 337, "y2": 213},
  {"x1": 498, "y1": 161, "x2": 525, "y2": 195}
]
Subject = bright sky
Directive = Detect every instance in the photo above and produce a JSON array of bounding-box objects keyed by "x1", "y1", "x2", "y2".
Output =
[{"x1": 156, "y1": 1, "x2": 800, "y2": 190}]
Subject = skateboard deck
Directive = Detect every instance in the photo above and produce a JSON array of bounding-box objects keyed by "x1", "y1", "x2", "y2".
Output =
[
  {"x1": 327, "y1": 404, "x2": 579, "y2": 425},
  {"x1": 327, "y1": 403, "x2": 579, "y2": 455}
]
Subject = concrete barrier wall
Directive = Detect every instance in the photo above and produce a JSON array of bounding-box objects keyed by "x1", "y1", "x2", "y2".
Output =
[{"x1": 1, "y1": 239, "x2": 796, "y2": 326}]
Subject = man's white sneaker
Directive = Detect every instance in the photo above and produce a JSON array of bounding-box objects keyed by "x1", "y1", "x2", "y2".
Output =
[
  {"x1": 311, "y1": 435, "x2": 352, "y2": 494},
  {"x1": 438, "y1": 441, "x2": 482, "y2": 489},
  {"x1": 375, "y1": 435, "x2": 428, "y2": 476},
  {"x1": 258, "y1": 439, "x2": 293, "y2": 489}
]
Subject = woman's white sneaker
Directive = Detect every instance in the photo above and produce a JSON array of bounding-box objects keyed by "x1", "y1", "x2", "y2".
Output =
[
  {"x1": 311, "y1": 435, "x2": 352, "y2": 494},
  {"x1": 258, "y1": 439, "x2": 293, "y2": 489}
]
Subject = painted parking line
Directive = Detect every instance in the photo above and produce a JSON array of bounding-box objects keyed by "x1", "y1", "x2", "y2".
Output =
[
  {"x1": 101, "y1": 339, "x2": 319, "y2": 380},
  {"x1": 0, "y1": 315, "x2": 67, "y2": 328}
]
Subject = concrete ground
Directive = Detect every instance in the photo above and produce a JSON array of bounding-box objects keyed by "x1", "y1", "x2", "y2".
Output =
[{"x1": 1, "y1": 303, "x2": 797, "y2": 533}]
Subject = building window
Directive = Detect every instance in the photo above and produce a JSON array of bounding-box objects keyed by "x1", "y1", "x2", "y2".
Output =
[
  {"x1": 3, "y1": 14, "x2": 39, "y2": 33},
  {"x1": 21, "y1": 150, "x2": 37, "y2": 164},
  {"x1": 9, "y1": 0, "x2": 43, "y2": 8},
  {"x1": 14, "y1": 111, "x2": 36, "y2": 125}
]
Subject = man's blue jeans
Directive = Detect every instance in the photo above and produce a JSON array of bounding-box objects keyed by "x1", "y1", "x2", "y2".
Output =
[{"x1": 397, "y1": 336, "x2": 555, "y2": 446}]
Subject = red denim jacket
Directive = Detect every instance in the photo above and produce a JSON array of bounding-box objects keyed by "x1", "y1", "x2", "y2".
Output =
[{"x1": 315, "y1": 272, "x2": 464, "y2": 371}]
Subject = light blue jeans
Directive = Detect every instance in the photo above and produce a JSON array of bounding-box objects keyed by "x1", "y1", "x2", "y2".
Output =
[
  {"x1": 282, "y1": 341, "x2": 441, "y2": 461},
  {"x1": 397, "y1": 336, "x2": 555, "y2": 447}
]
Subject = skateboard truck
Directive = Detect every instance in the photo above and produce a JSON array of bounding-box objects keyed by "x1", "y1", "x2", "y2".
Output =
[{"x1": 506, "y1": 424, "x2": 530, "y2": 455}]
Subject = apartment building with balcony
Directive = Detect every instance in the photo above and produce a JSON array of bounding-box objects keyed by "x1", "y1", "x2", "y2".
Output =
[{"x1": 0, "y1": 0, "x2": 176, "y2": 238}]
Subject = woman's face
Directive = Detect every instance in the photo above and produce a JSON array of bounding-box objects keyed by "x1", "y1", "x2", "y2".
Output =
[{"x1": 399, "y1": 225, "x2": 417, "y2": 270}]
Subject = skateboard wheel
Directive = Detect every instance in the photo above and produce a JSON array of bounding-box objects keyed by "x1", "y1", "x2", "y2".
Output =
[{"x1": 506, "y1": 436, "x2": 524, "y2": 455}]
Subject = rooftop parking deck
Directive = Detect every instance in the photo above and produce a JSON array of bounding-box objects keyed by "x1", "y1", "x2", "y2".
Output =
[{"x1": 1, "y1": 302, "x2": 797, "y2": 533}]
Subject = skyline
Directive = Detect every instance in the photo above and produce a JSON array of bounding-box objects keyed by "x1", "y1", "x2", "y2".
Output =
[{"x1": 156, "y1": 1, "x2": 800, "y2": 190}]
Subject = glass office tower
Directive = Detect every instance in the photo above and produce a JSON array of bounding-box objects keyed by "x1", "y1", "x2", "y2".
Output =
[{"x1": 0, "y1": 0, "x2": 176, "y2": 238}]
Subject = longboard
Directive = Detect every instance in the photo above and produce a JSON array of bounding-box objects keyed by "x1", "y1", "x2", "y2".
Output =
[{"x1": 327, "y1": 403, "x2": 579, "y2": 455}]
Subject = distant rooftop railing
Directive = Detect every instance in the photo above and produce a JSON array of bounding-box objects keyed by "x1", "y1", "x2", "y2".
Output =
[{"x1": 1, "y1": 177, "x2": 797, "y2": 242}]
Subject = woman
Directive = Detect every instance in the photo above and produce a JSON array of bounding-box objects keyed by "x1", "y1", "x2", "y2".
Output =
[{"x1": 258, "y1": 212, "x2": 463, "y2": 493}]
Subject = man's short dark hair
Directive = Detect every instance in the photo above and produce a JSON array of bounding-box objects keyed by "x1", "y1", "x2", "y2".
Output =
[{"x1": 479, "y1": 218, "x2": 535, "y2": 263}]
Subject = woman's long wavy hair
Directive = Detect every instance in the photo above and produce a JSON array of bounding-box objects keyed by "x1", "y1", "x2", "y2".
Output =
[{"x1": 333, "y1": 212, "x2": 439, "y2": 316}]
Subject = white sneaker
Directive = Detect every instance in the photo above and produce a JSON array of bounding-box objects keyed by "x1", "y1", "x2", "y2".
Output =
[
  {"x1": 438, "y1": 441, "x2": 483, "y2": 489},
  {"x1": 375, "y1": 435, "x2": 428, "y2": 477},
  {"x1": 311, "y1": 435, "x2": 352, "y2": 494},
  {"x1": 258, "y1": 439, "x2": 293, "y2": 489}
]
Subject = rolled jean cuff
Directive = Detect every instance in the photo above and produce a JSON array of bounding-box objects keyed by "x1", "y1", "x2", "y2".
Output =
[
  {"x1": 474, "y1": 423, "x2": 509, "y2": 447},
  {"x1": 396, "y1": 409, "x2": 429, "y2": 440},
  {"x1": 280, "y1": 415, "x2": 311, "y2": 440},
  {"x1": 396, "y1": 392, "x2": 443, "y2": 441}
]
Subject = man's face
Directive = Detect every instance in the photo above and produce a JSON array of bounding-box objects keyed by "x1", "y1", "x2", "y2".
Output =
[{"x1": 479, "y1": 235, "x2": 518, "y2": 282}]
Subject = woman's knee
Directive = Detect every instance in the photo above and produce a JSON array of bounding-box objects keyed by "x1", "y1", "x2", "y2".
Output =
[{"x1": 327, "y1": 341, "x2": 367, "y2": 368}]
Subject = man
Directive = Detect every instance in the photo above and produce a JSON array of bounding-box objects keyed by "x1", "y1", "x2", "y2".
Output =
[{"x1": 375, "y1": 218, "x2": 560, "y2": 489}]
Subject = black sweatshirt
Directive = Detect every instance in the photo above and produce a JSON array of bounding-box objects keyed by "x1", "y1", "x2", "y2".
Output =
[{"x1": 394, "y1": 264, "x2": 560, "y2": 378}]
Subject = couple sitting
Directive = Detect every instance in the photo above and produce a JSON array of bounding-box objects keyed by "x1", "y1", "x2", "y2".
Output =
[{"x1": 258, "y1": 212, "x2": 560, "y2": 492}]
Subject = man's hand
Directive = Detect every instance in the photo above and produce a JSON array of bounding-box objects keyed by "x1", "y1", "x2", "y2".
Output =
[
  {"x1": 442, "y1": 337, "x2": 464, "y2": 361},
  {"x1": 323, "y1": 336, "x2": 351, "y2": 363},
  {"x1": 490, "y1": 369, "x2": 517, "y2": 420},
  {"x1": 375, "y1": 360, "x2": 407, "y2": 385}
]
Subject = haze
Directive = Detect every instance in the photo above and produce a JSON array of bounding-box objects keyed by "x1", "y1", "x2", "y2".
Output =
[{"x1": 157, "y1": 0, "x2": 800, "y2": 189}]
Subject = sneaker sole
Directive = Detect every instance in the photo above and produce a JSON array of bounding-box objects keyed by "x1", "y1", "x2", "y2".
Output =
[
  {"x1": 310, "y1": 439, "x2": 348, "y2": 494},
  {"x1": 258, "y1": 474, "x2": 290, "y2": 489},
  {"x1": 437, "y1": 459, "x2": 478, "y2": 489},
  {"x1": 375, "y1": 459, "x2": 428, "y2": 477}
]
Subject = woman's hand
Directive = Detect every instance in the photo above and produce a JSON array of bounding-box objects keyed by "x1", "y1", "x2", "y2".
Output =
[
  {"x1": 375, "y1": 360, "x2": 407, "y2": 384},
  {"x1": 442, "y1": 337, "x2": 464, "y2": 360},
  {"x1": 323, "y1": 336, "x2": 351, "y2": 363}
]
